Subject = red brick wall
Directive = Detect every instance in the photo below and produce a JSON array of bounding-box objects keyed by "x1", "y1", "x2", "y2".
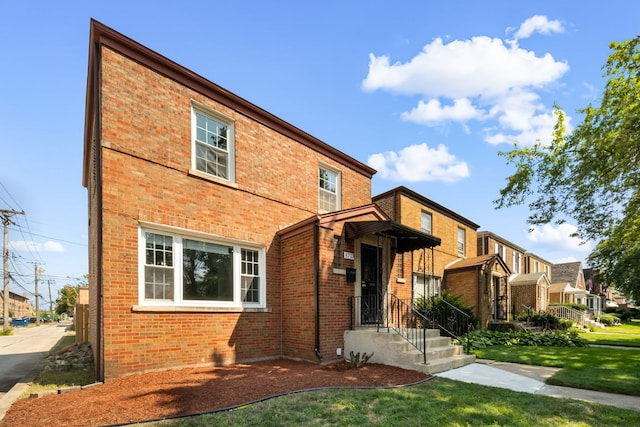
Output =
[
  {"x1": 281, "y1": 227, "x2": 316, "y2": 360},
  {"x1": 94, "y1": 46, "x2": 372, "y2": 379}
]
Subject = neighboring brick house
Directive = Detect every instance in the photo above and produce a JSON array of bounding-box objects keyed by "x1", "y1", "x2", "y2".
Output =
[
  {"x1": 373, "y1": 187, "x2": 513, "y2": 327},
  {"x1": 477, "y1": 231, "x2": 526, "y2": 275},
  {"x1": 524, "y1": 252, "x2": 552, "y2": 281},
  {"x1": 82, "y1": 21, "x2": 441, "y2": 380},
  {"x1": 373, "y1": 186, "x2": 479, "y2": 299},
  {"x1": 443, "y1": 254, "x2": 511, "y2": 328},
  {"x1": 550, "y1": 262, "x2": 587, "y2": 305},
  {"x1": 0, "y1": 291, "x2": 32, "y2": 318}
]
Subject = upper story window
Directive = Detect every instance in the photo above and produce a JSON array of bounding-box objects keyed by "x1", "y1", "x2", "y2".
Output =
[
  {"x1": 421, "y1": 211, "x2": 432, "y2": 235},
  {"x1": 534, "y1": 261, "x2": 540, "y2": 273},
  {"x1": 495, "y1": 243, "x2": 505, "y2": 259},
  {"x1": 140, "y1": 226, "x2": 265, "y2": 308},
  {"x1": 457, "y1": 227, "x2": 466, "y2": 257},
  {"x1": 513, "y1": 252, "x2": 521, "y2": 274},
  {"x1": 192, "y1": 105, "x2": 235, "y2": 182},
  {"x1": 318, "y1": 166, "x2": 341, "y2": 213}
]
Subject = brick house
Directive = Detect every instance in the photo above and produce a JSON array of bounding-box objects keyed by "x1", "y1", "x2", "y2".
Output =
[
  {"x1": 0, "y1": 291, "x2": 32, "y2": 319},
  {"x1": 443, "y1": 254, "x2": 511, "y2": 328},
  {"x1": 477, "y1": 231, "x2": 526, "y2": 275},
  {"x1": 550, "y1": 262, "x2": 586, "y2": 305},
  {"x1": 82, "y1": 21, "x2": 444, "y2": 380},
  {"x1": 373, "y1": 186, "x2": 479, "y2": 299},
  {"x1": 524, "y1": 252, "x2": 552, "y2": 280},
  {"x1": 372, "y1": 187, "x2": 513, "y2": 327}
]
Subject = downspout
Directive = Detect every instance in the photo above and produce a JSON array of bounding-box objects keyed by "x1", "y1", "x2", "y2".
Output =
[
  {"x1": 313, "y1": 221, "x2": 322, "y2": 360},
  {"x1": 93, "y1": 41, "x2": 104, "y2": 382}
]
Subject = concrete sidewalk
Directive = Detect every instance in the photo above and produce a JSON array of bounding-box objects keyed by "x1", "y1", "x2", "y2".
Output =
[{"x1": 435, "y1": 359, "x2": 640, "y2": 412}]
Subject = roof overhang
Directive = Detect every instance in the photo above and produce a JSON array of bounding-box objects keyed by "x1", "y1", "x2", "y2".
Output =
[{"x1": 344, "y1": 220, "x2": 441, "y2": 253}]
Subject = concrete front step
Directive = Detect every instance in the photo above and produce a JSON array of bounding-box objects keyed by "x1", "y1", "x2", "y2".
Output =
[{"x1": 344, "y1": 329, "x2": 475, "y2": 375}]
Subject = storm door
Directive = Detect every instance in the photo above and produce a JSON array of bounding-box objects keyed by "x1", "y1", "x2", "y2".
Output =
[
  {"x1": 492, "y1": 276, "x2": 508, "y2": 321},
  {"x1": 360, "y1": 243, "x2": 383, "y2": 324}
]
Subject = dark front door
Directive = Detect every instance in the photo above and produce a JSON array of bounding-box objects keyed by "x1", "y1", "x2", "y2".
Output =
[
  {"x1": 360, "y1": 243, "x2": 382, "y2": 324},
  {"x1": 493, "y1": 276, "x2": 508, "y2": 320}
]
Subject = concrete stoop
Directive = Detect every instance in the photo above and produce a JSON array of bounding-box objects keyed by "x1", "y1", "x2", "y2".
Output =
[{"x1": 344, "y1": 328, "x2": 476, "y2": 375}]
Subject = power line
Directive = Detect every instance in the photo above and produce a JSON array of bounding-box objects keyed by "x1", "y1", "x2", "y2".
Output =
[{"x1": 8, "y1": 226, "x2": 87, "y2": 247}]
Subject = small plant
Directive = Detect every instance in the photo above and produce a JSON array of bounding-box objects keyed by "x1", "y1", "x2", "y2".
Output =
[
  {"x1": 1, "y1": 327, "x2": 14, "y2": 336},
  {"x1": 348, "y1": 351, "x2": 374, "y2": 368}
]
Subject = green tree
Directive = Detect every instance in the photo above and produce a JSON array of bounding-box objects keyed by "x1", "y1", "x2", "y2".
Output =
[
  {"x1": 56, "y1": 285, "x2": 79, "y2": 316},
  {"x1": 495, "y1": 36, "x2": 640, "y2": 302}
]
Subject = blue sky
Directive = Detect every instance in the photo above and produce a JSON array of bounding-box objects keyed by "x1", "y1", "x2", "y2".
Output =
[{"x1": 1, "y1": 1, "x2": 638, "y2": 303}]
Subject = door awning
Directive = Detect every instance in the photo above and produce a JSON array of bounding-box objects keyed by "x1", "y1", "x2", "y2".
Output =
[{"x1": 344, "y1": 220, "x2": 441, "y2": 253}]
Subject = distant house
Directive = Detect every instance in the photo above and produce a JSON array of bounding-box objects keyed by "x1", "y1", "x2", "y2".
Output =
[
  {"x1": 550, "y1": 262, "x2": 586, "y2": 305},
  {"x1": 583, "y1": 268, "x2": 606, "y2": 315},
  {"x1": 0, "y1": 291, "x2": 32, "y2": 319},
  {"x1": 82, "y1": 21, "x2": 467, "y2": 381},
  {"x1": 477, "y1": 231, "x2": 526, "y2": 275}
]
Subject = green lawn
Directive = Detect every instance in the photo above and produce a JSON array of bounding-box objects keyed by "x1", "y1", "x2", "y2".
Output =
[
  {"x1": 153, "y1": 379, "x2": 640, "y2": 426},
  {"x1": 579, "y1": 319, "x2": 640, "y2": 347},
  {"x1": 473, "y1": 345, "x2": 640, "y2": 395}
]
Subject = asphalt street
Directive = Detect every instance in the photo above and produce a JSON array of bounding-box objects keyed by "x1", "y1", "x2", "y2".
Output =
[{"x1": 0, "y1": 322, "x2": 69, "y2": 395}]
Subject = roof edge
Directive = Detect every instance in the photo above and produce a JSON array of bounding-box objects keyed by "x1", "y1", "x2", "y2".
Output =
[{"x1": 82, "y1": 19, "x2": 376, "y2": 187}]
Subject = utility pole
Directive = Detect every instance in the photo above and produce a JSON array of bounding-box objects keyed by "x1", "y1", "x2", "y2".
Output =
[
  {"x1": 47, "y1": 280, "x2": 54, "y2": 321},
  {"x1": 29, "y1": 262, "x2": 42, "y2": 326},
  {"x1": 2, "y1": 209, "x2": 24, "y2": 332}
]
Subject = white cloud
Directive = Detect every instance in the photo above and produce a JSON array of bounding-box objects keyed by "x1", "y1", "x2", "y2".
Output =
[
  {"x1": 367, "y1": 143, "x2": 469, "y2": 183},
  {"x1": 526, "y1": 224, "x2": 592, "y2": 253},
  {"x1": 362, "y1": 17, "x2": 569, "y2": 147},
  {"x1": 11, "y1": 240, "x2": 66, "y2": 253},
  {"x1": 401, "y1": 98, "x2": 486, "y2": 125},
  {"x1": 511, "y1": 15, "x2": 565, "y2": 41}
]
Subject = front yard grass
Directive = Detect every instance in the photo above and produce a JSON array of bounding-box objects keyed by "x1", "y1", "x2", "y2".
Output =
[
  {"x1": 579, "y1": 319, "x2": 640, "y2": 347},
  {"x1": 154, "y1": 378, "x2": 640, "y2": 426}
]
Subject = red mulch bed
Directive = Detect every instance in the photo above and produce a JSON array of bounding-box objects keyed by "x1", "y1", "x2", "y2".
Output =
[{"x1": 0, "y1": 359, "x2": 429, "y2": 427}]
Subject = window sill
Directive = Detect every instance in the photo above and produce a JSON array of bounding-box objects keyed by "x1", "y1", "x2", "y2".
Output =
[
  {"x1": 132, "y1": 305, "x2": 271, "y2": 313},
  {"x1": 396, "y1": 278, "x2": 406, "y2": 284},
  {"x1": 188, "y1": 169, "x2": 238, "y2": 188}
]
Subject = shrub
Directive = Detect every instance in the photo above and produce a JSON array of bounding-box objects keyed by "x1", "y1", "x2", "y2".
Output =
[
  {"x1": 598, "y1": 313, "x2": 620, "y2": 326},
  {"x1": 414, "y1": 291, "x2": 479, "y2": 330},
  {"x1": 465, "y1": 329, "x2": 587, "y2": 350}
]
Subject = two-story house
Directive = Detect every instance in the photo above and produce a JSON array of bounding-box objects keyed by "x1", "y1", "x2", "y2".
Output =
[
  {"x1": 82, "y1": 21, "x2": 450, "y2": 380},
  {"x1": 373, "y1": 187, "x2": 511, "y2": 328}
]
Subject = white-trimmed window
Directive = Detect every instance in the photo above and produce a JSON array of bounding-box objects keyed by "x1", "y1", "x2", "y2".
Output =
[
  {"x1": 140, "y1": 227, "x2": 265, "y2": 308},
  {"x1": 420, "y1": 211, "x2": 432, "y2": 235},
  {"x1": 512, "y1": 252, "x2": 521, "y2": 274},
  {"x1": 495, "y1": 243, "x2": 505, "y2": 259},
  {"x1": 318, "y1": 166, "x2": 340, "y2": 213},
  {"x1": 457, "y1": 227, "x2": 466, "y2": 257},
  {"x1": 192, "y1": 105, "x2": 235, "y2": 181}
]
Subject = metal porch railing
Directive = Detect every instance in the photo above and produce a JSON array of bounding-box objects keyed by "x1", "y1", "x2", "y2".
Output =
[
  {"x1": 348, "y1": 294, "x2": 474, "y2": 362},
  {"x1": 546, "y1": 305, "x2": 587, "y2": 326}
]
